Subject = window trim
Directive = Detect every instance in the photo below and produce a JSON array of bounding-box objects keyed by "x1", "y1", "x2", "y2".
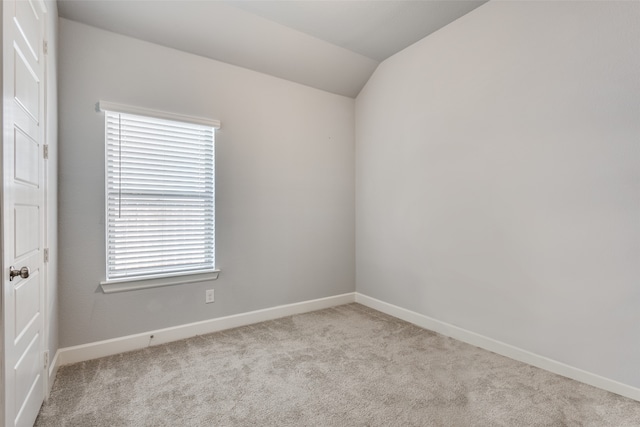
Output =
[
  {"x1": 97, "y1": 101, "x2": 221, "y2": 129},
  {"x1": 100, "y1": 270, "x2": 220, "y2": 294},
  {"x1": 98, "y1": 101, "x2": 221, "y2": 293}
]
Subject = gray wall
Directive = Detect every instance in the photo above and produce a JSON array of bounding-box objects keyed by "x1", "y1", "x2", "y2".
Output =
[
  {"x1": 58, "y1": 19, "x2": 355, "y2": 347},
  {"x1": 356, "y1": 1, "x2": 640, "y2": 388}
]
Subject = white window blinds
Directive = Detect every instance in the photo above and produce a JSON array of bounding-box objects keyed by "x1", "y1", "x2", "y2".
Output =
[{"x1": 104, "y1": 110, "x2": 216, "y2": 281}]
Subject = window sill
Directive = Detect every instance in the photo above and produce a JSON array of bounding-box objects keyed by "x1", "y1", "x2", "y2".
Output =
[{"x1": 100, "y1": 270, "x2": 220, "y2": 294}]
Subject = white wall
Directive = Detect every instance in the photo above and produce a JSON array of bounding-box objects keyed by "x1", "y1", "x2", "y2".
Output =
[
  {"x1": 58, "y1": 19, "x2": 355, "y2": 347},
  {"x1": 356, "y1": 1, "x2": 640, "y2": 388}
]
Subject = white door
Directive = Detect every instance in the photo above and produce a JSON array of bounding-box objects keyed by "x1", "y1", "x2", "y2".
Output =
[{"x1": 2, "y1": 0, "x2": 47, "y2": 426}]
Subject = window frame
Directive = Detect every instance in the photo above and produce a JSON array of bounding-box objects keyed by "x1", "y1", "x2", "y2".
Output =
[{"x1": 97, "y1": 101, "x2": 221, "y2": 293}]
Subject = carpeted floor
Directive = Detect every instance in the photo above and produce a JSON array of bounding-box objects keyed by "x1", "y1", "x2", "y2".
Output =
[{"x1": 36, "y1": 303, "x2": 640, "y2": 426}]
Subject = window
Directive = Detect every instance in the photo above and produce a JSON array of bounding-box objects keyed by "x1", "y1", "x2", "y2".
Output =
[{"x1": 99, "y1": 102, "x2": 220, "y2": 292}]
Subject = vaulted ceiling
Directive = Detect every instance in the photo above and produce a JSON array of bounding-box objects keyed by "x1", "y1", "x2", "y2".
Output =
[{"x1": 57, "y1": 0, "x2": 487, "y2": 98}]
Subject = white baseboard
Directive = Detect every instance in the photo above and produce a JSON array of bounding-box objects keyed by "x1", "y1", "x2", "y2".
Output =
[
  {"x1": 54, "y1": 290, "x2": 639, "y2": 402},
  {"x1": 58, "y1": 292, "x2": 356, "y2": 366},
  {"x1": 355, "y1": 292, "x2": 640, "y2": 402}
]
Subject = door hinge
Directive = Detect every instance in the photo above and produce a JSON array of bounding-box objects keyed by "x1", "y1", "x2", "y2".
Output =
[
  {"x1": 44, "y1": 248, "x2": 50, "y2": 263},
  {"x1": 43, "y1": 144, "x2": 49, "y2": 159},
  {"x1": 43, "y1": 40, "x2": 48, "y2": 55},
  {"x1": 44, "y1": 351, "x2": 49, "y2": 370}
]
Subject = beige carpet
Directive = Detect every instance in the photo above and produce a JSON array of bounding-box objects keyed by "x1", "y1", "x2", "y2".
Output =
[{"x1": 36, "y1": 304, "x2": 640, "y2": 426}]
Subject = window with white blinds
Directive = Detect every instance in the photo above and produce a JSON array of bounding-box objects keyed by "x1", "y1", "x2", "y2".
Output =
[{"x1": 104, "y1": 109, "x2": 217, "y2": 282}]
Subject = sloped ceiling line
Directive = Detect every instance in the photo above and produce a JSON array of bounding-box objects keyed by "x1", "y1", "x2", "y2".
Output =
[{"x1": 57, "y1": 0, "x2": 487, "y2": 97}]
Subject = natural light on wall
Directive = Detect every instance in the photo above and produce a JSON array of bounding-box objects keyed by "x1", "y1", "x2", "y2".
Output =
[{"x1": 98, "y1": 102, "x2": 220, "y2": 292}]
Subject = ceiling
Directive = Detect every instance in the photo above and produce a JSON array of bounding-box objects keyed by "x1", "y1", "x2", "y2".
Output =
[{"x1": 57, "y1": 0, "x2": 487, "y2": 98}]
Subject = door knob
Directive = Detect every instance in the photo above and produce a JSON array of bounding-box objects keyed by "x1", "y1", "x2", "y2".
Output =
[{"x1": 9, "y1": 266, "x2": 29, "y2": 281}]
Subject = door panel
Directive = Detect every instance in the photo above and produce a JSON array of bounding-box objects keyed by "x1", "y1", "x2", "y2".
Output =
[
  {"x1": 14, "y1": 0, "x2": 40, "y2": 62},
  {"x1": 14, "y1": 334, "x2": 40, "y2": 413},
  {"x1": 14, "y1": 333, "x2": 42, "y2": 427},
  {"x1": 3, "y1": 0, "x2": 46, "y2": 426},
  {"x1": 14, "y1": 129, "x2": 40, "y2": 186},
  {"x1": 14, "y1": 274, "x2": 40, "y2": 340},
  {"x1": 14, "y1": 205, "x2": 39, "y2": 258},
  {"x1": 14, "y1": 46, "x2": 40, "y2": 124}
]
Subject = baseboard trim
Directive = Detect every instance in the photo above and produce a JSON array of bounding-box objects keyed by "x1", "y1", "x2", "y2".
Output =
[
  {"x1": 58, "y1": 292, "x2": 356, "y2": 366},
  {"x1": 355, "y1": 293, "x2": 639, "y2": 402},
  {"x1": 55, "y1": 291, "x2": 639, "y2": 402}
]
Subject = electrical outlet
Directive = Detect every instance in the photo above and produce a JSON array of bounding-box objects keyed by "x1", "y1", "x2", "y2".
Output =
[{"x1": 205, "y1": 289, "x2": 215, "y2": 304}]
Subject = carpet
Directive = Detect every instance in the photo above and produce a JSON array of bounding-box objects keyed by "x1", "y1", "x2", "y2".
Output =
[{"x1": 35, "y1": 303, "x2": 640, "y2": 426}]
